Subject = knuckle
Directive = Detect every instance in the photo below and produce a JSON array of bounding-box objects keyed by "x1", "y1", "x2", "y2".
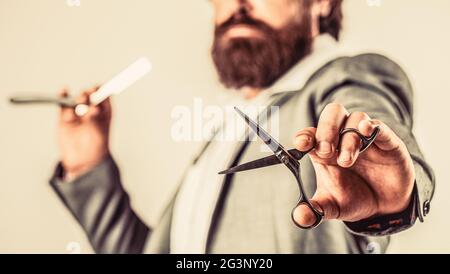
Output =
[
  {"x1": 324, "y1": 102, "x2": 346, "y2": 114},
  {"x1": 296, "y1": 127, "x2": 315, "y2": 135},
  {"x1": 371, "y1": 119, "x2": 382, "y2": 126},
  {"x1": 319, "y1": 121, "x2": 341, "y2": 132},
  {"x1": 349, "y1": 111, "x2": 369, "y2": 121}
]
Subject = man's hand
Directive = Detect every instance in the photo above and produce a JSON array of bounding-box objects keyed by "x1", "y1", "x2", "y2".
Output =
[
  {"x1": 58, "y1": 86, "x2": 112, "y2": 181},
  {"x1": 292, "y1": 103, "x2": 415, "y2": 227}
]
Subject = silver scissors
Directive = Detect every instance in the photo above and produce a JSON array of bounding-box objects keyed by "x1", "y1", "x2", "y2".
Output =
[{"x1": 219, "y1": 107, "x2": 380, "y2": 229}]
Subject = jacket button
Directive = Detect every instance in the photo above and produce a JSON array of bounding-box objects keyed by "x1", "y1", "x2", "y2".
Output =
[{"x1": 423, "y1": 200, "x2": 431, "y2": 216}]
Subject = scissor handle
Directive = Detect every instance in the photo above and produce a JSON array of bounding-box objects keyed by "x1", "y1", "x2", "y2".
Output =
[
  {"x1": 289, "y1": 127, "x2": 380, "y2": 230},
  {"x1": 339, "y1": 126, "x2": 380, "y2": 153},
  {"x1": 291, "y1": 200, "x2": 324, "y2": 230}
]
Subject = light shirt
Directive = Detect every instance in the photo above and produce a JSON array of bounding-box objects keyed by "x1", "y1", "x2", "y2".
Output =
[{"x1": 170, "y1": 34, "x2": 348, "y2": 254}]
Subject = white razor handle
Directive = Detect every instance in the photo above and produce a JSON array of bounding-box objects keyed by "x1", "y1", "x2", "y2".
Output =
[{"x1": 75, "y1": 57, "x2": 152, "y2": 116}]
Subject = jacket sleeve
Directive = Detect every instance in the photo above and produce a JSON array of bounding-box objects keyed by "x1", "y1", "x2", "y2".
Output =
[
  {"x1": 50, "y1": 156, "x2": 150, "y2": 253},
  {"x1": 311, "y1": 53, "x2": 435, "y2": 236}
]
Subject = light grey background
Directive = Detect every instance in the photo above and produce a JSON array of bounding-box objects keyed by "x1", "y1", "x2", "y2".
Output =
[{"x1": 0, "y1": 0, "x2": 449, "y2": 253}]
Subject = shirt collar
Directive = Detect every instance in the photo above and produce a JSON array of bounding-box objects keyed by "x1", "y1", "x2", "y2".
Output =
[{"x1": 265, "y1": 34, "x2": 347, "y2": 96}]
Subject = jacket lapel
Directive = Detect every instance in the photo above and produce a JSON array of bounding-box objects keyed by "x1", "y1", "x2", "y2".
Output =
[{"x1": 204, "y1": 91, "x2": 298, "y2": 253}]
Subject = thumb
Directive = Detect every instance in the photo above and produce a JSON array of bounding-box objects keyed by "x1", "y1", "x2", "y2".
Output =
[{"x1": 292, "y1": 195, "x2": 340, "y2": 227}]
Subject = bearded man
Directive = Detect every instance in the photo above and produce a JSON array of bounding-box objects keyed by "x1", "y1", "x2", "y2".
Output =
[{"x1": 50, "y1": 0, "x2": 435, "y2": 254}]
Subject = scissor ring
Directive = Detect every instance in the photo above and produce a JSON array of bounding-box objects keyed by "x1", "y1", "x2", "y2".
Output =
[
  {"x1": 339, "y1": 126, "x2": 380, "y2": 153},
  {"x1": 291, "y1": 200, "x2": 324, "y2": 229}
]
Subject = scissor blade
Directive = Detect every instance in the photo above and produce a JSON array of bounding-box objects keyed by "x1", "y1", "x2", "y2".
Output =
[
  {"x1": 218, "y1": 149, "x2": 307, "y2": 175},
  {"x1": 219, "y1": 154, "x2": 281, "y2": 175},
  {"x1": 234, "y1": 107, "x2": 283, "y2": 153}
]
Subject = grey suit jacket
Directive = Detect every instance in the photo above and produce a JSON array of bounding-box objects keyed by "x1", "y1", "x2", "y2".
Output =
[{"x1": 50, "y1": 54, "x2": 435, "y2": 254}]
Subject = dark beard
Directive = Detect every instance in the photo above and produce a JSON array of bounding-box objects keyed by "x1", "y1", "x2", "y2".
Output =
[{"x1": 212, "y1": 9, "x2": 313, "y2": 90}]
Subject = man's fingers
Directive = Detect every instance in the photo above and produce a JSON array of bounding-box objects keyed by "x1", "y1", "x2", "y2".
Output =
[
  {"x1": 59, "y1": 87, "x2": 69, "y2": 98},
  {"x1": 87, "y1": 85, "x2": 110, "y2": 119},
  {"x1": 59, "y1": 85, "x2": 106, "y2": 122},
  {"x1": 77, "y1": 86, "x2": 103, "y2": 119},
  {"x1": 338, "y1": 112, "x2": 371, "y2": 168},
  {"x1": 292, "y1": 195, "x2": 340, "y2": 227},
  {"x1": 83, "y1": 85, "x2": 101, "y2": 96},
  {"x1": 59, "y1": 88, "x2": 78, "y2": 123},
  {"x1": 359, "y1": 119, "x2": 401, "y2": 152},
  {"x1": 76, "y1": 91, "x2": 90, "y2": 105},
  {"x1": 294, "y1": 127, "x2": 316, "y2": 152},
  {"x1": 96, "y1": 97, "x2": 112, "y2": 120},
  {"x1": 315, "y1": 103, "x2": 349, "y2": 159}
]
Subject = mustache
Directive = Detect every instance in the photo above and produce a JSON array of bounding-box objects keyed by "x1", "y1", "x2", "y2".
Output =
[{"x1": 215, "y1": 13, "x2": 276, "y2": 37}]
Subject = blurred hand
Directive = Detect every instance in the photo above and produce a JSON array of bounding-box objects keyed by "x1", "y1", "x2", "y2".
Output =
[
  {"x1": 58, "y1": 86, "x2": 111, "y2": 181},
  {"x1": 292, "y1": 103, "x2": 415, "y2": 227}
]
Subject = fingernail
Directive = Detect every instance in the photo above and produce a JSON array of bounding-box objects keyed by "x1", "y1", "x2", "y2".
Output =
[
  {"x1": 339, "y1": 150, "x2": 352, "y2": 163},
  {"x1": 318, "y1": 141, "x2": 332, "y2": 155},
  {"x1": 293, "y1": 205, "x2": 316, "y2": 228},
  {"x1": 295, "y1": 135, "x2": 311, "y2": 148}
]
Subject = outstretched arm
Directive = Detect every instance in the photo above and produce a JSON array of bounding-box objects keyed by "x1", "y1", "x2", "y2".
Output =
[{"x1": 292, "y1": 55, "x2": 435, "y2": 235}]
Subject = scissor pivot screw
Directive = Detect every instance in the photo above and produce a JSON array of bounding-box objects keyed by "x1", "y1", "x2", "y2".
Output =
[{"x1": 281, "y1": 155, "x2": 290, "y2": 165}]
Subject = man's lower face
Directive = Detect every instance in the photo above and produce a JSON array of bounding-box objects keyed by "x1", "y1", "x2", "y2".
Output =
[
  {"x1": 223, "y1": 24, "x2": 267, "y2": 40},
  {"x1": 211, "y1": 8, "x2": 313, "y2": 90}
]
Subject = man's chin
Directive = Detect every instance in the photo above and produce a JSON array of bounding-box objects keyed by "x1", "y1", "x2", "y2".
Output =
[{"x1": 218, "y1": 36, "x2": 266, "y2": 52}]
